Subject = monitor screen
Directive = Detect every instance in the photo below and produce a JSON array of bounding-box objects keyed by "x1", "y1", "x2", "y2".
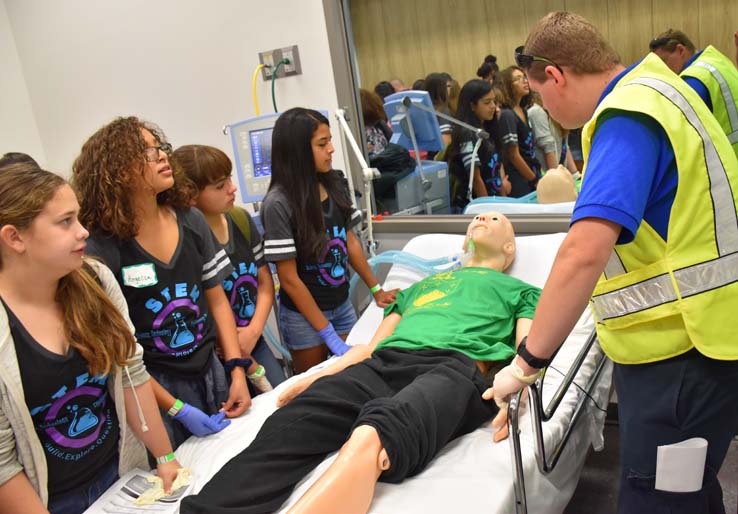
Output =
[{"x1": 249, "y1": 128, "x2": 273, "y2": 178}]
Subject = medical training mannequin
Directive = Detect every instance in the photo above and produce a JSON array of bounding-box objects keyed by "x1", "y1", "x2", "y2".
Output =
[
  {"x1": 179, "y1": 212, "x2": 542, "y2": 514},
  {"x1": 537, "y1": 164, "x2": 578, "y2": 204}
]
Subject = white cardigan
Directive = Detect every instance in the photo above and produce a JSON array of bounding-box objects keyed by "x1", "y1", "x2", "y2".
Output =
[{"x1": 0, "y1": 259, "x2": 150, "y2": 505}]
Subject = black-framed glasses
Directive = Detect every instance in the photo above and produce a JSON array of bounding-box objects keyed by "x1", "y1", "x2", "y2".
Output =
[
  {"x1": 648, "y1": 36, "x2": 675, "y2": 51},
  {"x1": 514, "y1": 45, "x2": 564, "y2": 74},
  {"x1": 143, "y1": 142, "x2": 172, "y2": 162}
]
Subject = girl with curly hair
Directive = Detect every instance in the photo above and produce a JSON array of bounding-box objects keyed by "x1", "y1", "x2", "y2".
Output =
[
  {"x1": 0, "y1": 164, "x2": 180, "y2": 513},
  {"x1": 72, "y1": 117, "x2": 249, "y2": 449}
]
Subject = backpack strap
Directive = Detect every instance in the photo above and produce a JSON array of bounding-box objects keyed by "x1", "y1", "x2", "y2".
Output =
[
  {"x1": 228, "y1": 207, "x2": 252, "y2": 245},
  {"x1": 81, "y1": 260, "x2": 103, "y2": 287}
]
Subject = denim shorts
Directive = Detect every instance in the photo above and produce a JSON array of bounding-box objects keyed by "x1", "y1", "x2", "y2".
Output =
[
  {"x1": 147, "y1": 350, "x2": 229, "y2": 449},
  {"x1": 279, "y1": 298, "x2": 358, "y2": 350},
  {"x1": 47, "y1": 455, "x2": 118, "y2": 514}
]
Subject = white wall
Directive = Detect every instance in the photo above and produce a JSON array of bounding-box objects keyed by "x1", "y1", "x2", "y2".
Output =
[
  {"x1": 3, "y1": 0, "x2": 344, "y2": 178},
  {"x1": 0, "y1": 0, "x2": 46, "y2": 165}
]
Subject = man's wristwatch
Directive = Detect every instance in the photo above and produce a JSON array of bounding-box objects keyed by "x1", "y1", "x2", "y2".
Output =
[{"x1": 516, "y1": 336, "x2": 551, "y2": 369}]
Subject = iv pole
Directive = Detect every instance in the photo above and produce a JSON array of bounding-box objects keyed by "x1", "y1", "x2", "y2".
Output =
[
  {"x1": 400, "y1": 96, "x2": 490, "y2": 203},
  {"x1": 334, "y1": 108, "x2": 380, "y2": 257}
]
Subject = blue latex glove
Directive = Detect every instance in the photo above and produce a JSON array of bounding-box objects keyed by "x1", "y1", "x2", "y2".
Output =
[
  {"x1": 173, "y1": 403, "x2": 231, "y2": 437},
  {"x1": 318, "y1": 323, "x2": 351, "y2": 356}
]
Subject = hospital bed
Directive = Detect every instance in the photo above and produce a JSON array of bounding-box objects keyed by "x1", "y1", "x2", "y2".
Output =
[
  {"x1": 464, "y1": 191, "x2": 575, "y2": 216},
  {"x1": 171, "y1": 232, "x2": 613, "y2": 514}
]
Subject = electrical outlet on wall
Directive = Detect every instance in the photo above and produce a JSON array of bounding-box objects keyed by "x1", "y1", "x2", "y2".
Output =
[{"x1": 258, "y1": 45, "x2": 301, "y2": 81}]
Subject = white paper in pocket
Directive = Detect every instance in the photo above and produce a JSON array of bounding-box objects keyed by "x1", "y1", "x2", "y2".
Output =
[{"x1": 655, "y1": 437, "x2": 708, "y2": 492}]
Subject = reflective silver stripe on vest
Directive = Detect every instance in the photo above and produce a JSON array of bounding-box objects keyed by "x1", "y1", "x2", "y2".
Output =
[
  {"x1": 603, "y1": 250, "x2": 626, "y2": 279},
  {"x1": 628, "y1": 77, "x2": 738, "y2": 256},
  {"x1": 692, "y1": 61, "x2": 738, "y2": 144},
  {"x1": 592, "y1": 251, "x2": 738, "y2": 321}
]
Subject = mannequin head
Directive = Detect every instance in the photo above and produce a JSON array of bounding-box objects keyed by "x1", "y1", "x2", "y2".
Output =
[
  {"x1": 537, "y1": 165, "x2": 578, "y2": 204},
  {"x1": 462, "y1": 211, "x2": 516, "y2": 271}
]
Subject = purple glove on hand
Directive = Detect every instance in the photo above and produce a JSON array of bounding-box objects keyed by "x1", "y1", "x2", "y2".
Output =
[
  {"x1": 174, "y1": 403, "x2": 231, "y2": 437},
  {"x1": 318, "y1": 323, "x2": 351, "y2": 356}
]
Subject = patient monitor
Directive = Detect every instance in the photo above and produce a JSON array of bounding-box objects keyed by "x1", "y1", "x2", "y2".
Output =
[
  {"x1": 382, "y1": 91, "x2": 451, "y2": 215},
  {"x1": 226, "y1": 113, "x2": 280, "y2": 204}
]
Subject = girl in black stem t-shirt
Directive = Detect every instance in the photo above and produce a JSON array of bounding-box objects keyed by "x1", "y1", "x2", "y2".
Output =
[
  {"x1": 0, "y1": 165, "x2": 178, "y2": 513},
  {"x1": 260, "y1": 108, "x2": 398, "y2": 373},
  {"x1": 447, "y1": 79, "x2": 512, "y2": 212},
  {"x1": 73, "y1": 117, "x2": 249, "y2": 449},
  {"x1": 494, "y1": 66, "x2": 542, "y2": 197}
]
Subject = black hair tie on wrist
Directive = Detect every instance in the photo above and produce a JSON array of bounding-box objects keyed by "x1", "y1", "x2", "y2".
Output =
[{"x1": 223, "y1": 358, "x2": 253, "y2": 374}]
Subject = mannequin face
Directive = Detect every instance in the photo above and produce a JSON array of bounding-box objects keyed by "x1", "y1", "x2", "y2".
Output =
[{"x1": 464, "y1": 211, "x2": 516, "y2": 270}]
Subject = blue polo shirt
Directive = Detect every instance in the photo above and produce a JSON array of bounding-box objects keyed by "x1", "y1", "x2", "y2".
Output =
[
  {"x1": 681, "y1": 50, "x2": 713, "y2": 111},
  {"x1": 571, "y1": 61, "x2": 678, "y2": 244}
]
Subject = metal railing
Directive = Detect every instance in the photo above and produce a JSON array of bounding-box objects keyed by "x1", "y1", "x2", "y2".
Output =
[{"x1": 508, "y1": 330, "x2": 610, "y2": 514}]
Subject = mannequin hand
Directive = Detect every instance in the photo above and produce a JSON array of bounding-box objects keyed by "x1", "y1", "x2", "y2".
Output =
[
  {"x1": 174, "y1": 404, "x2": 231, "y2": 436},
  {"x1": 317, "y1": 323, "x2": 351, "y2": 356},
  {"x1": 491, "y1": 407, "x2": 509, "y2": 442},
  {"x1": 277, "y1": 376, "x2": 316, "y2": 408},
  {"x1": 221, "y1": 373, "x2": 251, "y2": 417},
  {"x1": 156, "y1": 460, "x2": 181, "y2": 494},
  {"x1": 373, "y1": 288, "x2": 400, "y2": 308}
]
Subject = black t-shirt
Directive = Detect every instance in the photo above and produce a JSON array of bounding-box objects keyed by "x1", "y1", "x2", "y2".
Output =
[
  {"x1": 493, "y1": 108, "x2": 542, "y2": 198},
  {"x1": 449, "y1": 128, "x2": 503, "y2": 210},
  {"x1": 4, "y1": 300, "x2": 119, "y2": 496},
  {"x1": 86, "y1": 208, "x2": 233, "y2": 377},
  {"x1": 260, "y1": 179, "x2": 361, "y2": 311},
  {"x1": 222, "y1": 209, "x2": 267, "y2": 327}
]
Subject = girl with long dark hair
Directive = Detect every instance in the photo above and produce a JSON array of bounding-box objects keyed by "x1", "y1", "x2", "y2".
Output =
[{"x1": 260, "y1": 108, "x2": 396, "y2": 373}]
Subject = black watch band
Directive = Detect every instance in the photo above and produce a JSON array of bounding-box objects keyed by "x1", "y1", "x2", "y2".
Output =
[
  {"x1": 516, "y1": 336, "x2": 551, "y2": 369},
  {"x1": 223, "y1": 358, "x2": 253, "y2": 374}
]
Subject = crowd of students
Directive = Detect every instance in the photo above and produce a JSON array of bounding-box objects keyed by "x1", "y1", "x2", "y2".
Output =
[{"x1": 0, "y1": 106, "x2": 392, "y2": 513}]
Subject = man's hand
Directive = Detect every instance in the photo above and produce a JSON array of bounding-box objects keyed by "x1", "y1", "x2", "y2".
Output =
[
  {"x1": 276, "y1": 376, "x2": 316, "y2": 408},
  {"x1": 373, "y1": 288, "x2": 400, "y2": 308},
  {"x1": 221, "y1": 373, "x2": 251, "y2": 417}
]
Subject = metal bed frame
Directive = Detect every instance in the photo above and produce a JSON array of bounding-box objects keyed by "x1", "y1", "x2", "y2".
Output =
[{"x1": 508, "y1": 330, "x2": 611, "y2": 514}]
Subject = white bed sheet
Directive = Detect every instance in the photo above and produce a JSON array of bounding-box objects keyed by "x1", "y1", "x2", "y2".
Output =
[
  {"x1": 173, "y1": 232, "x2": 613, "y2": 514},
  {"x1": 464, "y1": 201, "x2": 575, "y2": 215}
]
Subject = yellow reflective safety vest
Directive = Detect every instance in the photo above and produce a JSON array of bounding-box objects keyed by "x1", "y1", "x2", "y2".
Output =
[
  {"x1": 582, "y1": 53, "x2": 738, "y2": 364},
  {"x1": 681, "y1": 45, "x2": 738, "y2": 160}
]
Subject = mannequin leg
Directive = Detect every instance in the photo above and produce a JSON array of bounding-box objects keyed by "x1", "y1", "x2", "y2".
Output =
[{"x1": 287, "y1": 425, "x2": 390, "y2": 514}]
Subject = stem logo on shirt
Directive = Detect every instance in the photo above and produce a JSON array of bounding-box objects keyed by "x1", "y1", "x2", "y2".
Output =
[
  {"x1": 29, "y1": 373, "x2": 114, "y2": 459},
  {"x1": 307, "y1": 225, "x2": 348, "y2": 287},
  {"x1": 223, "y1": 261, "x2": 259, "y2": 326},
  {"x1": 141, "y1": 282, "x2": 205, "y2": 356}
]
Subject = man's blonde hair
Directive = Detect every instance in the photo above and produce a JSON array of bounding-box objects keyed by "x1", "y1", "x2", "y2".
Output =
[{"x1": 524, "y1": 12, "x2": 620, "y2": 82}]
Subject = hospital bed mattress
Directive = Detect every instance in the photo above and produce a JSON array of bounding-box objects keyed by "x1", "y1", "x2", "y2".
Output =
[
  {"x1": 173, "y1": 232, "x2": 612, "y2": 514},
  {"x1": 464, "y1": 201, "x2": 575, "y2": 215}
]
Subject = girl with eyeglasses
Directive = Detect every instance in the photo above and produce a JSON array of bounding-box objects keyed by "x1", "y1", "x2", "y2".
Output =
[
  {"x1": 446, "y1": 79, "x2": 512, "y2": 212},
  {"x1": 494, "y1": 66, "x2": 542, "y2": 197},
  {"x1": 260, "y1": 108, "x2": 397, "y2": 373},
  {"x1": 0, "y1": 164, "x2": 180, "y2": 514},
  {"x1": 72, "y1": 117, "x2": 250, "y2": 449}
]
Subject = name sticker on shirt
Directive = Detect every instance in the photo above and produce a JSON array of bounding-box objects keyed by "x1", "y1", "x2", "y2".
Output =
[{"x1": 121, "y1": 263, "x2": 158, "y2": 288}]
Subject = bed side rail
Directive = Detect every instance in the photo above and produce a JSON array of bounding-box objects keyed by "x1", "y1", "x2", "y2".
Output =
[{"x1": 508, "y1": 330, "x2": 610, "y2": 514}]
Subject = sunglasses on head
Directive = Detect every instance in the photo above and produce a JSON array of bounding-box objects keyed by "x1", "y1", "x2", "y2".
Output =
[
  {"x1": 514, "y1": 46, "x2": 564, "y2": 74},
  {"x1": 648, "y1": 36, "x2": 676, "y2": 51}
]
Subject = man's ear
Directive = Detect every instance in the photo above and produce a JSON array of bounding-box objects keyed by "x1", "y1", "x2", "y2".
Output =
[
  {"x1": 546, "y1": 64, "x2": 565, "y2": 88},
  {"x1": 0, "y1": 225, "x2": 26, "y2": 255}
]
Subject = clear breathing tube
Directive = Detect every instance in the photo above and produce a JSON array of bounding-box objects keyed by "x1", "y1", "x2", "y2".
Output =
[{"x1": 349, "y1": 250, "x2": 466, "y2": 295}]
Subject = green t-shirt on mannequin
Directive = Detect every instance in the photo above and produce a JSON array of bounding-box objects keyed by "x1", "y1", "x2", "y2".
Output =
[{"x1": 376, "y1": 267, "x2": 541, "y2": 362}]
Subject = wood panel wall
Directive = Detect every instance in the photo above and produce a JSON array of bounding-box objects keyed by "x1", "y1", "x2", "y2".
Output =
[{"x1": 349, "y1": 0, "x2": 738, "y2": 90}]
